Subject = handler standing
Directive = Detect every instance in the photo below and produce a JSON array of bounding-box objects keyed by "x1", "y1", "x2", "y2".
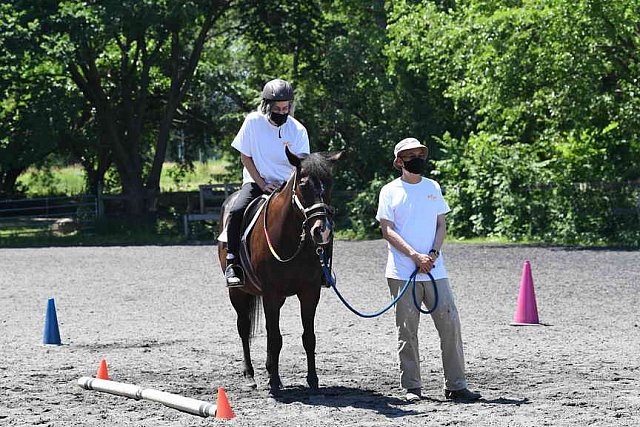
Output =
[{"x1": 375, "y1": 137, "x2": 481, "y2": 403}]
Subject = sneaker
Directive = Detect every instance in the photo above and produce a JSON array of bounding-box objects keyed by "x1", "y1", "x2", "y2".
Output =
[
  {"x1": 405, "y1": 388, "x2": 422, "y2": 403},
  {"x1": 444, "y1": 388, "x2": 481, "y2": 401},
  {"x1": 225, "y1": 263, "x2": 244, "y2": 288}
]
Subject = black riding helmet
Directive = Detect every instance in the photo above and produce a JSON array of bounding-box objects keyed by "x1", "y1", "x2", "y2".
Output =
[{"x1": 262, "y1": 79, "x2": 294, "y2": 101}]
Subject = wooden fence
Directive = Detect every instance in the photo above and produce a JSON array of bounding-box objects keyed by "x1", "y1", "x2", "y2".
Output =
[{"x1": 0, "y1": 195, "x2": 98, "y2": 237}]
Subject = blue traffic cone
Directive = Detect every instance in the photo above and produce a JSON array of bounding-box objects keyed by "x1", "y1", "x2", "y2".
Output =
[{"x1": 43, "y1": 298, "x2": 62, "y2": 345}]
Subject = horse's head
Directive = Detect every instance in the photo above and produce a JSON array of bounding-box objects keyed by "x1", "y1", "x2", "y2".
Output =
[{"x1": 285, "y1": 146, "x2": 343, "y2": 247}]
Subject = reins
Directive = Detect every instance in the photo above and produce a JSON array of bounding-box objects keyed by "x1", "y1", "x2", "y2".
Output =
[
  {"x1": 318, "y1": 249, "x2": 439, "y2": 317},
  {"x1": 263, "y1": 191, "x2": 307, "y2": 262},
  {"x1": 263, "y1": 169, "x2": 334, "y2": 263}
]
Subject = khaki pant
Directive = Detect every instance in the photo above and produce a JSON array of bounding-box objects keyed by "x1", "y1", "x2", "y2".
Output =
[{"x1": 387, "y1": 277, "x2": 468, "y2": 391}]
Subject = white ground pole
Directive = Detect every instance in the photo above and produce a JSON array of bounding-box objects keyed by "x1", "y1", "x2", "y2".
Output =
[{"x1": 77, "y1": 377, "x2": 217, "y2": 418}]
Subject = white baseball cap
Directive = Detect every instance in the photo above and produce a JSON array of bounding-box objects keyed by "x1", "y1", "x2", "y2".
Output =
[{"x1": 393, "y1": 138, "x2": 428, "y2": 170}]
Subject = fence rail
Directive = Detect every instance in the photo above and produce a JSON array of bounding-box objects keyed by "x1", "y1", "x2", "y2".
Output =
[{"x1": 0, "y1": 195, "x2": 98, "y2": 237}]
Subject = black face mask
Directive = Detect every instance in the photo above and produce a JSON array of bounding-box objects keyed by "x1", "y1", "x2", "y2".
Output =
[
  {"x1": 269, "y1": 112, "x2": 288, "y2": 126},
  {"x1": 403, "y1": 157, "x2": 426, "y2": 175}
]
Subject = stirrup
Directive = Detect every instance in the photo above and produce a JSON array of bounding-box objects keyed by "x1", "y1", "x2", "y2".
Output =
[{"x1": 225, "y1": 264, "x2": 244, "y2": 288}]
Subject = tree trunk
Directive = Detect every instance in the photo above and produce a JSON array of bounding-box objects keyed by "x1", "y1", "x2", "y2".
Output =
[{"x1": 0, "y1": 168, "x2": 25, "y2": 197}]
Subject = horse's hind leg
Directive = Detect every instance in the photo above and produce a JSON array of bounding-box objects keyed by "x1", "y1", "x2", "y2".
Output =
[
  {"x1": 229, "y1": 289, "x2": 257, "y2": 390},
  {"x1": 298, "y1": 287, "x2": 321, "y2": 391},
  {"x1": 264, "y1": 295, "x2": 285, "y2": 395}
]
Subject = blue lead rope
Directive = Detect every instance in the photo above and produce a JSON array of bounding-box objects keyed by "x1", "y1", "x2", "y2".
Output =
[
  {"x1": 412, "y1": 271, "x2": 439, "y2": 315},
  {"x1": 319, "y1": 252, "x2": 438, "y2": 318}
]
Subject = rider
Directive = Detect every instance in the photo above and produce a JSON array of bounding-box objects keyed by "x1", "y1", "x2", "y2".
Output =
[{"x1": 224, "y1": 79, "x2": 310, "y2": 287}]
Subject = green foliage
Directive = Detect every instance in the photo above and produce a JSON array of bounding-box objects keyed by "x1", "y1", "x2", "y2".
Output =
[
  {"x1": 160, "y1": 161, "x2": 230, "y2": 191},
  {"x1": 0, "y1": 2, "x2": 89, "y2": 195},
  {"x1": 345, "y1": 174, "x2": 392, "y2": 239},
  {"x1": 16, "y1": 161, "x2": 229, "y2": 196},
  {"x1": 17, "y1": 164, "x2": 86, "y2": 196},
  {"x1": 386, "y1": 0, "x2": 640, "y2": 246},
  {"x1": 3, "y1": 0, "x2": 640, "y2": 246},
  {"x1": 434, "y1": 129, "x2": 640, "y2": 246}
]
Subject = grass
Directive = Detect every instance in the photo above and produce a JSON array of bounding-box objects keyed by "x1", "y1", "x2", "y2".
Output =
[
  {"x1": 15, "y1": 160, "x2": 231, "y2": 196},
  {"x1": 16, "y1": 165, "x2": 86, "y2": 196},
  {"x1": 160, "y1": 161, "x2": 230, "y2": 191}
]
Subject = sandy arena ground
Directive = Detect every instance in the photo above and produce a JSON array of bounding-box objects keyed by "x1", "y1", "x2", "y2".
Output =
[{"x1": 0, "y1": 240, "x2": 638, "y2": 426}]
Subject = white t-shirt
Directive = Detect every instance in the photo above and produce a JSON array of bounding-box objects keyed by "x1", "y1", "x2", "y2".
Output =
[
  {"x1": 376, "y1": 177, "x2": 451, "y2": 281},
  {"x1": 231, "y1": 111, "x2": 310, "y2": 185}
]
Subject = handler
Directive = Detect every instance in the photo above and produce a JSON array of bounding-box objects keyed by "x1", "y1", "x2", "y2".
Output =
[
  {"x1": 375, "y1": 137, "x2": 481, "y2": 402},
  {"x1": 225, "y1": 78, "x2": 310, "y2": 287}
]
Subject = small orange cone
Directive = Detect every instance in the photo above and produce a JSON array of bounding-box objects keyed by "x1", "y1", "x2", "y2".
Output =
[
  {"x1": 96, "y1": 358, "x2": 110, "y2": 380},
  {"x1": 511, "y1": 260, "x2": 540, "y2": 325},
  {"x1": 215, "y1": 387, "x2": 235, "y2": 419}
]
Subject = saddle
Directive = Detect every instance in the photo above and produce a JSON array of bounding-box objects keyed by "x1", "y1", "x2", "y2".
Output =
[
  {"x1": 219, "y1": 193, "x2": 271, "y2": 292},
  {"x1": 219, "y1": 191, "x2": 334, "y2": 290}
]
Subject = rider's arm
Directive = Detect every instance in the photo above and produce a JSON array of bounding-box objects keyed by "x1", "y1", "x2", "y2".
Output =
[
  {"x1": 380, "y1": 219, "x2": 434, "y2": 273},
  {"x1": 240, "y1": 154, "x2": 270, "y2": 192}
]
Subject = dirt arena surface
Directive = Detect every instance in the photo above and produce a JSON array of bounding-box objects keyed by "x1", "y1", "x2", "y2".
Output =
[{"x1": 0, "y1": 240, "x2": 638, "y2": 426}]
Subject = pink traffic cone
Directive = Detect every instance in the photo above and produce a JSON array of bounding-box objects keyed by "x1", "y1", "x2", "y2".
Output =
[{"x1": 511, "y1": 260, "x2": 540, "y2": 325}]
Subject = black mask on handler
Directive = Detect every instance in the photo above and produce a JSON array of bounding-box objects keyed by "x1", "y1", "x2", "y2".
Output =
[
  {"x1": 269, "y1": 111, "x2": 288, "y2": 127},
  {"x1": 403, "y1": 157, "x2": 426, "y2": 175}
]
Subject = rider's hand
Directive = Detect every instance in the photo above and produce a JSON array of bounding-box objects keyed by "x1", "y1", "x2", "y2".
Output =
[
  {"x1": 411, "y1": 253, "x2": 434, "y2": 273},
  {"x1": 262, "y1": 181, "x2": 280, "y2": 193}
]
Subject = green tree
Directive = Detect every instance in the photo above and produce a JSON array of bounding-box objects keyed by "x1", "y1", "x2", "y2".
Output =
[
  {"x1": 14, "y1": 0, "x2": 233, "y2": 216},
  {"x1": 387, "y1": 0, "x2": 640, "y2": 244},
  {"x1": 0, "y1": 3, "x2": 89, "y2": 196}
]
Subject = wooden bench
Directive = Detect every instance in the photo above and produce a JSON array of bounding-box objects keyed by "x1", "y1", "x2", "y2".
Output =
[{"x1": 183, "y1": 183, "x2": 241, "y2": 237}]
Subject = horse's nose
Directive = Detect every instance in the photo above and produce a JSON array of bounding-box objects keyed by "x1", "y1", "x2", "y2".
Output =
[
  {"x1": 312, "y1": 225, "x2": 323, "y2": 242},
  {"x1": 311, "y1": 219, "x2": 331, "y2": 246}
]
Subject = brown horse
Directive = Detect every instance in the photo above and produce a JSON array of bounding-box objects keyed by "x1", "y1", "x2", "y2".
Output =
[{"x1": 218, "y1": 147, "x2": 342, "y2": 395}]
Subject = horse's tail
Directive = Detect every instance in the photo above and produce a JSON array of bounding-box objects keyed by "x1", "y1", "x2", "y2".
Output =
[{"x1": 249, "y1": 295, "x2": 262, "y2": 340}]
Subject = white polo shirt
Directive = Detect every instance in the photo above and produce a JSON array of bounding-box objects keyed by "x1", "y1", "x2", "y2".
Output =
[
  {"x1": 376, "y1": 177, "x2": 450, "y2": 281},
  {"x1": 231, "y1": 112, "x2": 310, "y2": 185}
]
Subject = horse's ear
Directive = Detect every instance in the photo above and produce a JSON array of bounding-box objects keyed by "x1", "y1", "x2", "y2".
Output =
[
  {"x1": 285, "y1": 145, "x2": 302, "y2": 169},
  {"x1": 323, "y1": 150, "x2": 344, "y2": 163}
]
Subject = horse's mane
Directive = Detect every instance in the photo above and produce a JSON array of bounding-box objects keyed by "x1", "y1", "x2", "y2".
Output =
[{"x1": 301, "y1": 153, "x2": 333, "y2": 182}]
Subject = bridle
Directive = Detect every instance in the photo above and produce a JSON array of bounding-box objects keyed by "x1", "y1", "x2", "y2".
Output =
[{"x1": 263, "y1": 169, "x2": 334, "y2": 263}]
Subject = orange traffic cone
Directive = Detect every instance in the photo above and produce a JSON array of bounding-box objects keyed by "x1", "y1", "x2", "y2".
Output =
[
  {"x1": 96, "y1": 358, "x2": 110, "y2": 380},
  {"x1": 511, "y1": 260, "x2": 540, "y2": 325},
  {"x1": 215, "y1": 387, "x2": 235, "y2": 419}
]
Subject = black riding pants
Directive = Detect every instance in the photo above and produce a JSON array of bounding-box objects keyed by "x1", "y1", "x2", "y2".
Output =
[{"x1": 226, "y1": 183, "x2": 264, "y2": 256}]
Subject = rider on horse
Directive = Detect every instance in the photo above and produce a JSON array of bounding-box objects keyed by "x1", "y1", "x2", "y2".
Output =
[{"x1": 224, "y1": 79, "x2": 310, "y2": 287}]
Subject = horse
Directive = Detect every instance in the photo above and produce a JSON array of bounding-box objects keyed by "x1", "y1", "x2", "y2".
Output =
[{"x1": 218, "y1": 147, "x2": 342, "y2": 395}]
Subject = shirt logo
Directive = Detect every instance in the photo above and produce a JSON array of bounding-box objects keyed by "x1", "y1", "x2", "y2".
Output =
[{"x1": 427, "y1": 194, "x2": 438, "y2": 201}]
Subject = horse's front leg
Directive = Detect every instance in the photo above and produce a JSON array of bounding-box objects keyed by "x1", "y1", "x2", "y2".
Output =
[
  {"x1": 298, "y1": 286, "x2": 321, "y2": 391},
  {"x1": 229, "y1": 290, "x2": 257, "y2": 390},
  {"x1": 263, "y1": 295, "x2": 285, "y2": 395}
]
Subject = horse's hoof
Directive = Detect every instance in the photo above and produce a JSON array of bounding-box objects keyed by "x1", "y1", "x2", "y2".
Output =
[
  {"x1": 268, "y1": 389, "x2": 280, "y2": 398},
  {"x1": 241, "y1": 380, "x2": 257, "y2": 391},
  {"x1": 307, "y1": 377, "x2": 319, "y2": 391},
  {"x1": 268, "y1": 383, "x2": 283, "y2": 397}
]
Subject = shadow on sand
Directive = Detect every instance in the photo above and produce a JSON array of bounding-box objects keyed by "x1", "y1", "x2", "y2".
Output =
[
  {"x1": 270, "y1": 385, "x2": 421, "y2": 418},
  {"x1": 269, "y1": 386, "x2": 530, "y2": 416}
]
